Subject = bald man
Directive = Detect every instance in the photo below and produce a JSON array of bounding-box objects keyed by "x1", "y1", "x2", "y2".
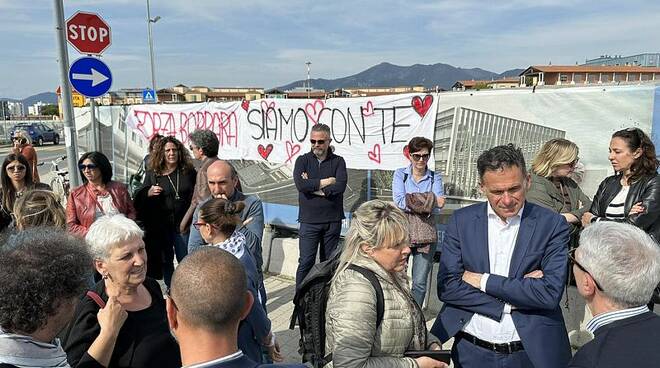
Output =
[
  {"x1": 167, "y1": 248, "x2": 305, "y2": 368},
  {"x1": 188, "y1": 160, "x2": 264, "y2": 273}
]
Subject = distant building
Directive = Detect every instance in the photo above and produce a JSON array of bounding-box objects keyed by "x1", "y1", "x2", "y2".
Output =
[
  {"x1": 584, "y1": 53, "x2": 660, "y2": 67},
  {"x1": 156, "y1": 88, "x2": 185, "y2": 103},
  {"x1": 285, "y1": 87, "x2": 326, "y2": 99},
  {"x1": 28, "y1": 101, "x2": 48, "y2": 116},
  {"x1": 206, "y1": 87, "x2": 264, "y2": 102},
  {"x1": 0, "y1": 101, "x2": 9, "y2": 120},
  {"x1": 519, "y1": 65, "x2": 660, "y2": 86},
  {"x1": 452, "y1": 78, "x2": 520, "y2": 91},
  {"x1": 264, "y1": 88, "x2": 287, "y2": 99},
  {"x1": 7, "y1": 101, "x2": 24, "y2": 117}
]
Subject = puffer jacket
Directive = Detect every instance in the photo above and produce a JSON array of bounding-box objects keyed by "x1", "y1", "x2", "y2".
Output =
[
  {"x1": 324, "y1": 254, "x2": 436, "y2": 368},
  {"x1": 590, "y1": 173, "x2": 660, "y2": 242}
]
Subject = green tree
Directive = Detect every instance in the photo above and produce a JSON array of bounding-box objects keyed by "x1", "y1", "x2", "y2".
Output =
[{"x1": 40, "y1": 104, "x2": 59, "y2": 116}]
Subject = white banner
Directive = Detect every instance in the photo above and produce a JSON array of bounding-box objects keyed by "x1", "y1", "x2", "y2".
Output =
[{"x1": 125, "y1": 93, "x2": 438, "y2": 170}]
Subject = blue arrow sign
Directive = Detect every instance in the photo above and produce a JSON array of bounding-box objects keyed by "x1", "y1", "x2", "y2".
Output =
[
  {"x1": 68, "y1": 57, "x2": 112, "y2": 98},
  {"x1": 142, "y1": 89, "x2": 156, "y2": 103}
]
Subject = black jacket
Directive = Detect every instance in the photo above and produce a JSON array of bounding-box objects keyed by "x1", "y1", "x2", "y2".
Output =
[
  {"x1": 569, "y1": 312, "x2": 660, "y2": 368},
  {"x1": 590, "y1": 173, "x2": 660, "y2": 242},
  {"x1": 293, "y1": 150, "x2": 347, "y2": 223}
]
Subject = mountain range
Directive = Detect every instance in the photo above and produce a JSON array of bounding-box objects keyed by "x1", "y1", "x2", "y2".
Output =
[
  {"x1": 0, "y1": 92, "x2": 58, "y2": 107},
  {"x1": 277, "y1": 62, "x2": 523, "y2": 91},
  {"x1": 3, "y1": 62, "x2": 524, "y2": 102}
]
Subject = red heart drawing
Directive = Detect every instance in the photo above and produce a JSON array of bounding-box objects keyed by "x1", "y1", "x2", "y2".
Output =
[
  {"x1": 362, "y1": 101, "x2": 374, "y2": 116},
  {"x1": 368, "y1": 144, "x2": 381, "y2": 164},
  {"x1": 258, "y1": 144, "x2": 273, "y2": 160},
  {"x1": 411, "y1": 94, "x2": 433, "y2": 118},
  {"x1": 261, "y1": 100, "x2": 276, "y2": 123},
  {"x1": 241, "y1": 99, "x2": 249, "y2": 111},
  {"x1": 285, "y1": 141, "x2": 301, "y2": 163},
  {"x1": 305, "y1": 99, "x2": 325, "y2": 125},
  {"x1": 403, "y1": 145, "x2": 410, "y2": 159}
]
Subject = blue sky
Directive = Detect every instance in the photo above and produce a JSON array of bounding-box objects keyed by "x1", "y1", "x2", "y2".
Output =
[{"x1": 1, "y1": 0, "x2": 658, "y2": 99}]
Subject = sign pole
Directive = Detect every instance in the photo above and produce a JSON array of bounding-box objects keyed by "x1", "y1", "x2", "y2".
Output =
[
  {"x1": 90, "y1": 97, "x2": 98, "y2": 151},
  {"x1": 53, "y1": 0, "x2": 81, "y2": 188}
]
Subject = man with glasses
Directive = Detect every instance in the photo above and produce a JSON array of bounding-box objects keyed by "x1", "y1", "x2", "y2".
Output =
[
  {"x1": 292, "y1": 123, "x2": 347, "y2": 289},
  {"x1": 568, "y1": 222, "x2": 660, "y2": 368}
]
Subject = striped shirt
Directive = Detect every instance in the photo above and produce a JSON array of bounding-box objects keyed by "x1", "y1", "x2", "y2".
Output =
[
  {"x1": 604, "y1": 186, "x2": 629, "y2": 219},
  {"x1": 586, "y1": 305, "x2": 650, "y2": 334}
]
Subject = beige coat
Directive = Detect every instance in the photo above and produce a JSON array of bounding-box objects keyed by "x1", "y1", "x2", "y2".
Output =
[{"x1": 324, "y1": 254, "x2": 435, "y2": 368}]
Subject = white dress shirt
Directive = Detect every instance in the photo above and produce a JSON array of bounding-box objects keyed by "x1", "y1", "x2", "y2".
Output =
[{"x1": 462, "y1": 203, "x2": 523, "y2": 343}]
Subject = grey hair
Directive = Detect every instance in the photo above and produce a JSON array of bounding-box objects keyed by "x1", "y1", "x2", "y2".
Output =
[
  {"x1": 311, "y1": 123, "x2": 331, "y2": 135},
  {"x1": 85, "y1": 215, "x2": 144, "y2": 260},
  {"x1": 189, "y1": 129, "x2": 219, "y2": 157},
  {"x1": 578, "y1": 222, "x2": 660, "y2": 308}
]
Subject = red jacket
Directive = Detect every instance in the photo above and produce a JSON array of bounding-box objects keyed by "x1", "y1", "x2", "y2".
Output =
[{"x1": 66, "y1": 181, "x2": 136, "y2": 237}]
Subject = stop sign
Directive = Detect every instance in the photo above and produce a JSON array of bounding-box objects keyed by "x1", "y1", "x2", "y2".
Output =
[{"x1": 66, "y1": 11, "x2": 111, "y2": 55}]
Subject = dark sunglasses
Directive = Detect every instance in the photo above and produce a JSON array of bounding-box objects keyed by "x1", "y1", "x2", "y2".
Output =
[
  {"x1": 568, "y1": 248, "x2": 604, "y2": 291},
  {"x1": 411, "y1": 153, "x2": 431, "y2": 161},
  {"x1": 310, "y1": 139, "x2": 327, "y2": 145},
  {"x1": 13, "y1": 137, "x2": 27, "y2": 144},
  {"x1": 6, "y1": 165, "x2": 26, "y2": 172},
  {"x1": 78, "y1": 164, "x2": 98, "y2": 170}
]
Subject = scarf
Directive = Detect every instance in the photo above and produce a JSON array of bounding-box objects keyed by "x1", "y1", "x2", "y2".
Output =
[
  {"x1": 0, "y1": 329, "x2": 71, "y2": 368},
  {"x1": 210, "y1": 231, "x2": 246, "y2": 259}
]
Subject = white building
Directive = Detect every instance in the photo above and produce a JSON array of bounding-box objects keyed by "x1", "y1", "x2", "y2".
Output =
[{"x1": 27, "y1": 101, "x2": 47, "y2": 116}]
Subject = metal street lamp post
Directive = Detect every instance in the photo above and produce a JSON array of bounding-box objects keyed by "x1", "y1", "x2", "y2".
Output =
[{"x1": 146, "y1": 0, "x2": 160, "y2": 102}]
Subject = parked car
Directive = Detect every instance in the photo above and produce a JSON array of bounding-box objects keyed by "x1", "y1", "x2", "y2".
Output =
[{"x1": 8, "y1": 123, "x2": 60, "y2": 146}]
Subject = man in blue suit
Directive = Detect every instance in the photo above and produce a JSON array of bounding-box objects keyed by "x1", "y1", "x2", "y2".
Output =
[
  {"x1": 431, "y1": 144, "x2": 571, "y2": 368},
  {"x1": 167, "y1": 247, "x2": 305, "y2": 368}
]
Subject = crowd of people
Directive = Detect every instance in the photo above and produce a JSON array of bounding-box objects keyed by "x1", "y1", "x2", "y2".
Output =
[{"x1": 0, "y1": 126, "x2": 658, "y2": 368}]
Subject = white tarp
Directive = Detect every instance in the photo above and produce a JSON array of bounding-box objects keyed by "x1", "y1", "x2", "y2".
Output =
[{"x1": 124, "y1": 93, "x2": 438, "y2": 170}]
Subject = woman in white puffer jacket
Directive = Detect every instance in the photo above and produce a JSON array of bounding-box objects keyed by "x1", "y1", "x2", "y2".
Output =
[{"x1": 324, "y1": 199, "x2": 447, "y2": 368}]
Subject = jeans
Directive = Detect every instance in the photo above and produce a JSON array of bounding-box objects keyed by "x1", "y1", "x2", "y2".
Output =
[
  {"x1": 295, "y1": 221, "x2": 342, "y2": 288},
  {"x1": 163, "y1": 232, "x2": 189, "y2": 288},
  {"x1": 410, "y1": 241, "x2": 437, "y2": 306}
]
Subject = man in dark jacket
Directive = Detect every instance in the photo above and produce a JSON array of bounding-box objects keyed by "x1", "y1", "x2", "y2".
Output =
[
  {"x1": 293, "y1": 123, "x2": 347, "y2": 288},
  {"x1": 569, "y1": 222, "x2": 660, "y2": 368},
  {"x1": 167, "y1": 247, "x2": 305, "y2": 368}
]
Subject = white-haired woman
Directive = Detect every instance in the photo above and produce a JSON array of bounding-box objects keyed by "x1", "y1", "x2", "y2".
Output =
[
  {"x1": 324, "y1": 200, "x2": 447, "y2": 368},
  {"x1": 62, "y1": 215, "x2": 181, "y2": 368}
]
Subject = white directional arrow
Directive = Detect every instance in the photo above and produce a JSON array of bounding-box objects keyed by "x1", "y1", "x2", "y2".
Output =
[{"x1": 71, "y1": 68, "x2": 109, "y2": 87}]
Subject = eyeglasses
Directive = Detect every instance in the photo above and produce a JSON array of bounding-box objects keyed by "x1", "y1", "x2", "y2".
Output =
[
  {"x1": 567, "y1": 158, "x2": 579, "y2": 167},
  {"x1": 6, "y1": 165, "x2": 26, "y2": 172},
  {"x1": 411, "y1": 153, "x2": 431, "y2": 161},
  {"x1": 568, "y1": 248, "x2": 604, "y2": 291},
  {"x1": 310, "y1": 139, "x2": 327, "y2": 145},
  {"x1": 192, "y1": 222, "x2": 214, "y2": 230},
  {"x1": 78, "y1": 164, "x2": 98, "y2": 171},
  {"x1": 12, "y1": 138, "x2": 27, "y2": 144}
]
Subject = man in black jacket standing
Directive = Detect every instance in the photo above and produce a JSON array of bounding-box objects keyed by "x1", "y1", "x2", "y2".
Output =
[
  {"x1": 569, "y1": 222, "x2": 660, "y2": 368},
  {"x1": 293, "y1": 123, "x2": 347, "y2": 289}
]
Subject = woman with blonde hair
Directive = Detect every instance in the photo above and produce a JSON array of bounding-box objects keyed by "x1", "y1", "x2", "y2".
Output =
[
  {"x1": 324, "y1": 199, "x2": 447, "y2": 368},
  {"x1": 13, "y1": 189, "x2": 66, "y2": 230},
  {"x1": 528, "y1": 138, "x2": 592, "y2": 245}
]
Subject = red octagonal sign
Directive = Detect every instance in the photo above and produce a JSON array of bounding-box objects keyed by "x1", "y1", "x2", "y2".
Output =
[{"x1": 66, "y1": 11, "x2": 111, "y2": 55}]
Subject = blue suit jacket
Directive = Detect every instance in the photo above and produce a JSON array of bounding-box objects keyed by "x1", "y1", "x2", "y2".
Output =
[{"x1": 430, "y1": 201, "x2": 571, "y2": 368}]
